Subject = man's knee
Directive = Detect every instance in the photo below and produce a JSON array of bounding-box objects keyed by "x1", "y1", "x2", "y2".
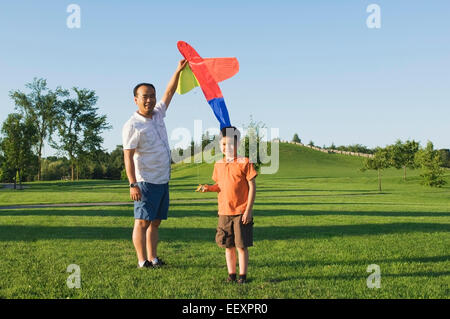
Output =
[
  {"x1": 135, "y1": 219, "x2": 151, "y2": 229},
  {"x1": 150, "y1": 219, "x2": 161, "y2": 228}
]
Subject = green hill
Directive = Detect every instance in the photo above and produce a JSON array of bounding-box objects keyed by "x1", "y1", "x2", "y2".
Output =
[
  {"x1": 170, "y1": 142, "x2": 449, "y2": 201},
  {"x1": 171, "y1": 142, "x2": 426, "y2": 182}
]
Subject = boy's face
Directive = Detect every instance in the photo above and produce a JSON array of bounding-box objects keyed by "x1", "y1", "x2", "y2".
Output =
[
  {"x1": 221, "y1": 136, "x2": 238, "y2": 158},
  {"x1": 134, "y1": 85, "x2": 156, "y2": 117}
]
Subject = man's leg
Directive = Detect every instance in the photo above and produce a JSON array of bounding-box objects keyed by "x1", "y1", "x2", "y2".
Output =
[
  {"x1": 146, "y1": 219, "x2": 161, "y2": 261},
  {"x1": 133, "y1": 219, "x2": 150, "y2": 263}
]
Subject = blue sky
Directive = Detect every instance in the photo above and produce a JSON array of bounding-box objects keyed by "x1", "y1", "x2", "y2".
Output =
[{"x1": 1, "y1": 0, "x2": 449, "y2": 156}]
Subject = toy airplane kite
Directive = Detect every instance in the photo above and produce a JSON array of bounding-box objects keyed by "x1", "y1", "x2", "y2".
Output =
[{"x1": 176, "y1": 41, "x2": 239, "y2": 129}]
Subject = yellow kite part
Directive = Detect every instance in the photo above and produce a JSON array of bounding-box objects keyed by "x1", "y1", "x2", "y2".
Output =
[{"x1": 176, "y1": 64, "x2": 200, "y2": 95}]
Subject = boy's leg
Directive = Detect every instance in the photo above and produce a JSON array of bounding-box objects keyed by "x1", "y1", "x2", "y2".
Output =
[
  {"x1": 237, "y1": 247, "x2": 249, "y2": 275},
  {"x1": 217, "y1": 215, "x2": 237, "y2": 280},
  {"x1": 225, "y1": 248, "x2": 237, "y2": 275},
  {"x1": 146, "y1": 219, "x2": 161, "y2": 262},
  {"x1": 234, "y1": 214, "x2": 252, "y2": 282},
  {"x1": 133, "y1": 219, "x2": 151, "y2": 263}
]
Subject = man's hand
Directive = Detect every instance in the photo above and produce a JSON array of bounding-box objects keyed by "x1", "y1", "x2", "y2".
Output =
[
  {"x1": 242, "y1": 210, "x2": 252, "y2": 224},
  {"x1": 162, "y1": 59, "x2": 188, "y2": 108},
  {"x1": 130, "y1": 186, "x2": 142, "y2": 201},
  {"x1": 177, "y1": 59, "x2": 188, "y2": 73}
]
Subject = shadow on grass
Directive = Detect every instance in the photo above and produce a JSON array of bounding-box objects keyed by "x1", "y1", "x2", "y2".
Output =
[
  {"x1": 0, "y1": 222, "x2": 448, "y2": 242},
  {"x1": 255, "y1": 188, "x2": 380, "y2": 193},
  {"x1": 1, "y1": 204, "x2": 449, "y2": 218},
  {"x1": 266, "y1": 270, "x2": 450, "y2": 282},
  {"x1": 252, "y1": 255, "x2": 450, "y2": 268},
  {"x1": 0, "y1": 208, "x2": 133, "y2": 217},
  {"x1": 0, "y1": 207, "x2": 449, "y2": 218},
  {"x1": 264, "y1": 192, "x2": 392, "y2": 198},
  {"x1": 2, "y1": 179, "x2": 209, "y2": 194},
  {"x1": 21, "y1": 180, "x2": 124, "y2": 188},
  {"x1": 6, "y1": 180, "x2": 128, "y2": 194}
]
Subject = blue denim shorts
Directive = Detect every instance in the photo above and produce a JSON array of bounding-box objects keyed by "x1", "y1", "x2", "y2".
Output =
[{"x1": 134, "y1": 182, "x2": 169, "y2": 221}]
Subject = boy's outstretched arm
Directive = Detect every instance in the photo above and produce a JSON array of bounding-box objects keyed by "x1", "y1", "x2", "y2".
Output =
[
  {"x1": 161, "y1": 59, "x2": 188, "y2": 109},
  {"x1": 202, "y1": 184, "x2": 220, "y2": 192},
  {"x1": 242, "y1": 178, "x2": 256, "y2": 224}
]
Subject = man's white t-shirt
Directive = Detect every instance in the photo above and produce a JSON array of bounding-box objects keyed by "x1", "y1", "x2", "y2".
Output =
[{"x1": 122, "y1": 101, "x2": 171, "y2": 184}]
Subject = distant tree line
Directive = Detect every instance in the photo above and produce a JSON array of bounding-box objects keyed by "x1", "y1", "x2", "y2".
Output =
[
  {"x1": 292, "y1": 133, "x2": 449, "y2": 167},
  {"x1": 361, "y1": 140, "x2": 448, "y2": 190},
  {"x1": 292, "y1": 133, "x2": 375, "y2": 154},
  {"x1": 0, "y1": 78, "x2": 111, "y2": 188},
  {"x1": 37, "y1": 145, "x2": 125, "y2": 181},
  {"x1": 291, "y1": 134, "x2": 449, "y2": 190},
  {"x1": 327, "y1": 143, "x2": 375, "y2": 155}
]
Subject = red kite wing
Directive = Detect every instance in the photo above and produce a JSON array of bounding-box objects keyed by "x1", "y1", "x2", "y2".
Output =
[{"x1": 203, "y1": 58, "x2": 239, "y2": 83}]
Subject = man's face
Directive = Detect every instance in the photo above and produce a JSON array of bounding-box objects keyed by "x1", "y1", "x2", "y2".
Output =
[
  {"x1": 220, "y1": 136, "x2": 237, "y2": 158},
  {"x1": 134, "y1": 85, "x2": 156, "y2": 116}
]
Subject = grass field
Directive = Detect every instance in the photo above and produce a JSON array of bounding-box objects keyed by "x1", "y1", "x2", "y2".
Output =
[{"x1": 0, "y1": 143, "x2": 449, "y2": 298}]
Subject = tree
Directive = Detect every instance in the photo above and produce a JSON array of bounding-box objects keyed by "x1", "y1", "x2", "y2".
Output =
[
  {"x1": 415, "y1": 141, "x2": 447, "y2": 187},
  {"x1": 361, "y1": 147, "x2": 391, "y2": 192},
  {"x1": 292, "y1": 133, "x2": 301, "y2": 143},
  {"x1": 0, "y1": 139, "x2": 17, "y2": 183},
  {"x1": 108, "y1": 145, "x2": 125, "y2": 179},
  {"x1": 190, "y1": 139, "x2": 196, "y2": 157},
  {"x1": 1, "y1": 113, "x2": 38, "y2": 189},
  {"x1": 9, "y1": 78, "x2": 65, "y2": 180},
  {"x1": 51, "y1": 88, "x2": 111, "y2": 181},
  {"x1": 201, "y1": 131, "x2": 213, "y2": 151},
  {"x1": 41, "y1": 156, "x2": 70, "y2": 181},
  {"x1": 0, "y1": 144, "x2": 6, "y2": 182},
  {"x1": 0, "y1": 148, "x2": 2, "y2": 179},
  {"x1": 387, "y1": 139, "x2": 419, "y2": 181},
  {"x1": 242, "y1": 116, "x2": 271, "y2": 172},
  {"x1": 438, "y1": 149, "x2": 450, "y2": 168},
  {"x1": 308, "y1": 140, "x2": 314, "y2": 147}
]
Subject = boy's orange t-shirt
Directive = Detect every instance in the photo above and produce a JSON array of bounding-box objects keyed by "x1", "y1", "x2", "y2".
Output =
[{"x1": 212, "y1": 157, "x2": 257, "y2": 215}]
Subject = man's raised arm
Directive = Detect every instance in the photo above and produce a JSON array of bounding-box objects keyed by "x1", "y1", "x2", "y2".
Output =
[{"x1": 161, "y1": 59, "x2": 188, "y2": 109}]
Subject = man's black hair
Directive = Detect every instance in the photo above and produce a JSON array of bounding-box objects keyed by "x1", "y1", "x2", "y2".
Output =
[
  {"x1": 220, "y1": 126, "x2": 241, "y2": 145},
  {"x1": 133, "y1": 83, "x2": 156, "y2": 97}
]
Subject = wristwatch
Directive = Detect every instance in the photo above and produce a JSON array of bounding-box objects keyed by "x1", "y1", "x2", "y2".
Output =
[{"x1": 130, "y1": 183, "x2": 139, "y2": 188}]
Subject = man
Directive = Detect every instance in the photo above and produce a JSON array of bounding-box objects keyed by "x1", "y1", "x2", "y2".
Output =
[{"x1": 122, "y1": 59, "x2": 187, "y2": 268}]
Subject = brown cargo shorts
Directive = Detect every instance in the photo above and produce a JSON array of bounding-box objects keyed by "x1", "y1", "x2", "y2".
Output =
[{"x1": 215, "y1": 214, "x2": 254, "y2": 248}]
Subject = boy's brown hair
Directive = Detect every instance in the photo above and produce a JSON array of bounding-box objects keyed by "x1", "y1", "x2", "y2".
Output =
[{"x1": 220, "y1": 126, "x2": 241, "y2": 148}]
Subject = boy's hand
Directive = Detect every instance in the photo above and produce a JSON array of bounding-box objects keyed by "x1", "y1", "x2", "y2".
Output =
[
  {"x1": 195, "y1": 184, "x2": 209, "y2": 192},
  {"x1": 242, "y1": 210, "x2": 252, "y2": 224}
]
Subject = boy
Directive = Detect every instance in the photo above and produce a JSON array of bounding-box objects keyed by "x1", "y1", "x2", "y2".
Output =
[{"x1": 198, "y1": 126, "x2": 257, "y2": 284}]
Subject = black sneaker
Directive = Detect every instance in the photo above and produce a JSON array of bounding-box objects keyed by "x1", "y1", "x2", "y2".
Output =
[
  {"x1": 226, "y1": 274, "x2": 237, "y2": 283},
  {"x1": 152, "y1": 257, "x2": 166, "y2": 268},
  {"x1": 237, "y1": 275, "x2": 247, "y2": 284},
  {"x1": 138, "y1": 260, "x2": 153, "y2": 269}
]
